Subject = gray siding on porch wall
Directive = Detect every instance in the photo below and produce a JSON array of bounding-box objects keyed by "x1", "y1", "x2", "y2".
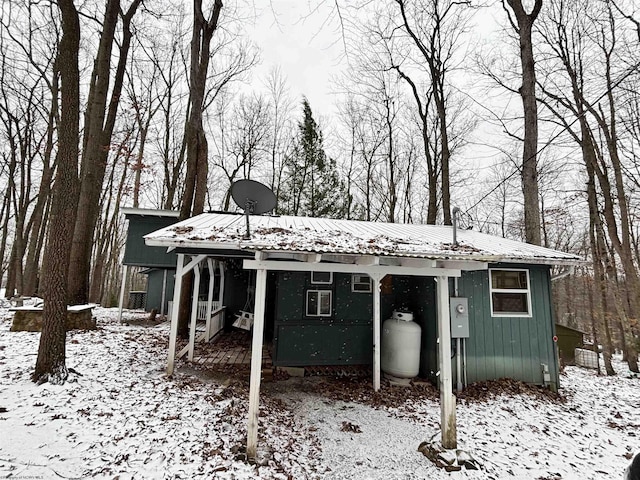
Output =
[{"x1": 458, "y1": 264, "x2": 559, "y2": 390}]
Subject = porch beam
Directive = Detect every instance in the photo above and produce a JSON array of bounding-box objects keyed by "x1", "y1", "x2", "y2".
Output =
[
  {"x1": 399, "y1": 258, "x2": 436, "y2": 268},
  {"x1": 246, "y1": 268, "x2": 268, "y2": 460},
  {"x1": 243, "y1": 259, "x2": 461, "y2": 278},
  {"x1": 321, "y1": 254, "x2": 357, "y2": 264},
  {"x1": 436, "y1": 275, "x2": 457, "y2": 449},
  {"x1": 183, "y1": 254, "x2": 207, "y2": 274},
  {"x1": 356, "y1": 255, "x2": 379, "y2": 266},
  {"x1": 437, "y1": 260, "x2": 488, "y2": 271}
]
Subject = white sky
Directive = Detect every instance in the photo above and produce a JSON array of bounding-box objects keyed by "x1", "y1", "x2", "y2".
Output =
[{"x1": 246, "y1": 1, "x2": 346, "y2": 120}]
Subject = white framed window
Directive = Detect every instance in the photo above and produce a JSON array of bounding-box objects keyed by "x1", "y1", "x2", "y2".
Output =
[
  {"x1": 311, "y1": 271, "x2": 333, "y2": 284},
  {"x1": 489, "y1": 269, "x2": 532, "y2": 317},
  {"x1": 306, "y1": 290, "x2": 332, "y2": 317},
  {"x1": 352, "y1": 274, "x2": 372, "y2": 293}
]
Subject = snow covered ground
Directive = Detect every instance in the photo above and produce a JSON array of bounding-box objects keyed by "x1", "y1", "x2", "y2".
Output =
[{"x1": 0, "y1": 306, "x2": 637, "y2": 479}]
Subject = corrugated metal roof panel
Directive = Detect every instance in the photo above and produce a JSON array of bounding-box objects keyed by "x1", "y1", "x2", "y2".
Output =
[{"x1": 144, "y1": 213, "x2": 583, "y2": 265}]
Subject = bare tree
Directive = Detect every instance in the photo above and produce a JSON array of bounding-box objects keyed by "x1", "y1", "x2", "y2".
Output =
[
  {"x1": 502, "y1": 0, "x2": 543, "y2": 245},
  {"x1": 67, "y1": 0, "x2": 143, "y2": 305},
  {"x1": 537, "y1": 0, "x2": 639, "y2": 371},
  {"x1": 213, "y1": 93, "x2": 270, "y2": 210},
  {"x1": 33, "y1": 0, "x2": 80, "y2": 384},
  {"x1": 392, "y1": 0, "x2": 473, "y2": 225},
  {"x1": 179, "y1": 0, "x2": 223, "y2": 220}
]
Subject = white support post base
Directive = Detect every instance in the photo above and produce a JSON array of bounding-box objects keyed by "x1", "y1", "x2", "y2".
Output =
[
  {"x1": 436, "y1": 275, "x2": 457, "y2": 449},
  {"x1": 246, "y1": 269, "x2": 268, "y2": 460}
]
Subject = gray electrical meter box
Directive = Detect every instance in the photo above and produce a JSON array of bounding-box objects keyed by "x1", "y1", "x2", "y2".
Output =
[{"x1": 450, "y1": 297, "x2": 469, "y2": 338}]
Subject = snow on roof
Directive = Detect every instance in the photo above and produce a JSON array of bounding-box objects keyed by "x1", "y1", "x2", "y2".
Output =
[{"x1": 144, "y1": 212, "x2": 582, "y2": 265}]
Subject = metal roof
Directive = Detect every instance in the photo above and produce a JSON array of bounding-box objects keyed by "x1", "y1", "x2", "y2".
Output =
[
  {"x1": 122, "y1": 207, "x2": 179, "y2": 218},
  {"x1": 144, "y1": 213, "x2": 583, "y2": 266}
]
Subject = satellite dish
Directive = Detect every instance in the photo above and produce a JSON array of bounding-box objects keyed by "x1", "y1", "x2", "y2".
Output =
[{"x1": 230, "y1": 179, "x2": 277, "y2": 239}]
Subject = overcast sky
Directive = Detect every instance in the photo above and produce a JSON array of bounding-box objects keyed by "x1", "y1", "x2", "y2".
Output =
[{"x1": 246, "y1": 1, "x2": 346, "y2": 120}]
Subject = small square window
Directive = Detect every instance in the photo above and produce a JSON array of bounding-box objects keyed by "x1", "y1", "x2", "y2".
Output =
[
  {"x1": 311, "y1": 271, "x2": 333, "y2": 284},
  {"x1": 306, "y1": 290, "x2": 332, "y2": 317},
  {"x1": 489, "y1": 269, "x2": 532, "y2": 317},
  {"x1": 352, "y1": 274, "x2": 372, "y2": 293}
]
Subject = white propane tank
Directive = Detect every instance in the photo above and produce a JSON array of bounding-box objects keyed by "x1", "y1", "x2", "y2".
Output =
[{"x1": 381, "y1": 310, "x2": 421, "y2": 378}]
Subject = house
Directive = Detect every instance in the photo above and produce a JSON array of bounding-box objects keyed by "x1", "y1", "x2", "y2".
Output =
[
  {"x1": 119, "y1": 208, "x2": 179, "y2": 319},
  {"x1": 143, "y1": 211, "x2": 582, "y2": 457}
]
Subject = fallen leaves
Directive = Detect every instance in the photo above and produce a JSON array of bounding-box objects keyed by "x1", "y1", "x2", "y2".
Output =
[{"x1": 340, "y1": 421, "x2": 361, "y2": 433}]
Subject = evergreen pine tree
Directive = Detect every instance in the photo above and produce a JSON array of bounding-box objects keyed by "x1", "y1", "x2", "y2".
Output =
[{"x1": 279, "y1": 98, "x2": 350, "y2": 218}]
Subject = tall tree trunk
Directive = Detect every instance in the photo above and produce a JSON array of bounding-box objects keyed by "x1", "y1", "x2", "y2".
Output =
[
  {"x1": 33, "y1": 0, "x2": 80, "y2": 385},
  {"x1": 177, "y1": 0, "x2": 223, "y2": 337},
  {"x1": 67, "y1": 0, "x2": 141, "y2": 305},
  {"x1": 24, "y1": 74, "x2": 58, "y2": 296},
  {"x1": 505, "y1": 0, "x2": 542, "y2": 245},
  {"x1": 586, "y1": 152, "x2": 616, "y2": 376}
]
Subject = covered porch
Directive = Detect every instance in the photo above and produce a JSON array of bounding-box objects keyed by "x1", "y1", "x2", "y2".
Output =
[{"x1": 164, "y1": 248, "x2": 468, "y2": 459}]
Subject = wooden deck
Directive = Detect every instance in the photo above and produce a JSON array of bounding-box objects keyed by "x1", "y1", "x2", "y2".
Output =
[{"x1": 182, "y1": 329, "x2": 272, "y2": 367}]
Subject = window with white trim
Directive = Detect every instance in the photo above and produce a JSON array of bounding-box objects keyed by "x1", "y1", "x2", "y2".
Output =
[
  {"x1": 489, "y1": 269, "x2": 532, "y2": 317},
  {"x1": 352, "y1": 274, "x2": 372, "y2": 293},
  {"x1": 306, "y1": 290, "x2": 332, "y2": 317},
  {"x1": 311, "y1": 271, "x2": 333, "y2": 284}
]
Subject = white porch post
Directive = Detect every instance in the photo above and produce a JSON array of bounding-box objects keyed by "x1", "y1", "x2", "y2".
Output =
[
  {"x1": 187, "y1": 263, "x2": 202, "y2": 362},
  {"x1": 205, "y1": 258, "x2": 216, "y2": 341},
  {"x1": 167, "y1": 254, "x2": 185, "y2": 375},
  {"x1": 117, "y1": 264, "x2": 128, "y2": 323},
  {"x1": 160, "y1": 268, "x2": 168, "y2": 317},
  {"x1": 370, "y1": 273, "x2": 383, "y2": 391},
  {"x1": 436, "y1": 275, "x2": 456, "y2": 449},
  {"x1": 218, "y1": 261, "x2": 225, "y2": 305},
  {"x1": 246, "y1": 268, "x2": 268, "y2": 460}
]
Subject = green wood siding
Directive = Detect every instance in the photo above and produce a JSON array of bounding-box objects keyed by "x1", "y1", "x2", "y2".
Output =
[
  {"x1": 458, "y1": 265, "x2": 559, "y2": 389},
  {"x1": 273, "y1": 272, "x2": 374, "y2": 366},
  {"x1": 124, "y1": 215, "x2": 178, "y2": 267},
  {"x1": 145, "y1": 269, "x2": 175, "y2": 313},
  {"x1": 273, "y1": 273, "x2": 436, "y2": 368}
]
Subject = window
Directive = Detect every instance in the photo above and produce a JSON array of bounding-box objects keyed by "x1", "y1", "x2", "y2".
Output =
[
  {"x1": 352, "y1": 274, "x2": 372, "y2": 293},
  {"x1": 306, "y1": 290, "x2": 332, "y2": 317},
  {"x1": 311, "y1": 271, "x2": 333, "y2": 284},
  {"x1": 489, "y1": 269, "x2": 532, "y2": 317}
]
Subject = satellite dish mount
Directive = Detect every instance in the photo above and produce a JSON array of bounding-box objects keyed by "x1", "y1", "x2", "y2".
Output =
[{"x1": 230, "y1": 179, "x2": 277, "y2": 239}]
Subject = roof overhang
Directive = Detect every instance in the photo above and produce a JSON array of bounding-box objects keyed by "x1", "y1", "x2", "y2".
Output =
[{"x1": 122, "y1": 207, "x2": 179, "y2": 218}]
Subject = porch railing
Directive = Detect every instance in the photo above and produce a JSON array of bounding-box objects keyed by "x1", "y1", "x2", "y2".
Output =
[
  {"x1": 167, "y1": 300, "x2": 220, "y2": 321},
  {"x1": 167, "y1": 300, "x2": 225, "y2": 360}
]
